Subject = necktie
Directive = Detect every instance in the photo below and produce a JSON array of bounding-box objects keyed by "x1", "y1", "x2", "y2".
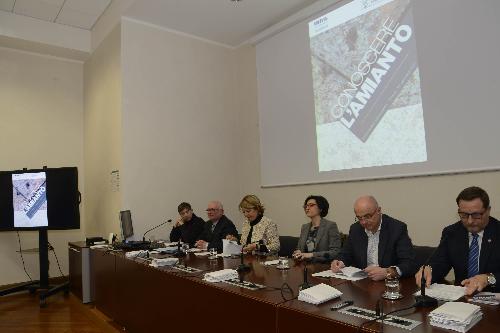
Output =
[
  {"x1": 211, "y1": 223, "x2": 216, "y2": 233},
  {"x1": 468, "y1": 233, "x2": 479, "y2": 278}
]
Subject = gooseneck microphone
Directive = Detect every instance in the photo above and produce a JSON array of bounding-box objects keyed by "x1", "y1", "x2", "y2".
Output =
[
  {"x1": 299, "y1": 265, "x2": 314, "y2": 290},
  {"x1": 415, "y1": 237, "x2": 446, "y2": 307},
  {"x1": 174, "y1": 238, "x2": 185, "y2": 257},
  {"x1": 142, "y1": 219, "x2": 172, "y2": 241},
  {"x1": 415, "y1": 263, "x2": 438, "y2": 307},
  {"x1": 237, "y1": 249, "x2": 250, "y2": 272}
]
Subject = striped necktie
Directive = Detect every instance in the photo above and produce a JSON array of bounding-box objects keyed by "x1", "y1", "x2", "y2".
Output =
[{"x1": 467, "y1": 233, "x2": 479, "y2": 278}]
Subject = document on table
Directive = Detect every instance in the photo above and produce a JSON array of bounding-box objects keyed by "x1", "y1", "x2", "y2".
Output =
[
  {"x1": 414, "y1": 283, "x2": 466, "y2": 301},
  {"x1": 203, "y1": 269, "x2": 239, "y2": 283},
  {"x1": 312, "y1": 266, "x2": 367, "y2": 281},
  {"x1": 429, "y1": 302, "x2": 482, "y2": 332},
  {"x1": 222, "y1": 239, "x2": 242, "y2": 255},
  {"x1": 298, "y1": 283, "x2": 342, "y2": 305}
]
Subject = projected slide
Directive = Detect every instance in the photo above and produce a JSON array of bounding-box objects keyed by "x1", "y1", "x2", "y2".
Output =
[
  {"x1": 309, "y1": 0, "x2": 427, "y2": 172},
  {"x1": 12, "y1": 172, "x2": 48, "y2": 228}
]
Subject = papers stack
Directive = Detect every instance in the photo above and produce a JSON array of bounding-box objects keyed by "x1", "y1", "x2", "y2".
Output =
[
  {"x1": 264, "y1": 259, "x2": 280, "y2": 266},
  {"x1": 203, "y1": 269, "x2": 239, "y2": 283},
  {"x1": 125, "y1": 250, "x2": 148, "y2": 258},
  {"x1": 470, "y1": 292, "x2": 500, "y2": 305},
  {"x1": 298, "y1": 283, "x2": 342, "y2": 305},
  {"x1": 414, "y1": 283, "x2": 466, "y2": 301},
  {"x1": 90, "y1": 244, "x2": 109, "y2": 249},
  {"x1": 340, "y1": 266, "x2": 368, "y2": 278},
  {"x1": 150, "y1": 258, "x2": 179, "y2": 267},
  {"x1": 312, "y1": 266, "x2": 367, "y2": 281},
  {"x1": 187, "y1": 248, "x2": 203, "y2": 253},
  {"x1": 152, "y1": 247, "x2": 178, "y2": 254},
  {"x1": 160, "y1": 241, "x2": 182, "y2": 247},
  {"x1": 429, "y1": 302, "x2": 482, "y2": 332},
  {"x1": 222, "y1": 239, "x2": 242, "y2": 255}
]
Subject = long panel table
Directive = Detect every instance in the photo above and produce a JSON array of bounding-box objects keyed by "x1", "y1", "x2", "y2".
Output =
[
  {"x1": 89, "y1": 248, "x2": 500, "y2": 333},
  {"x1": 90, "y1": 248, "x2": 334, "y2": 333},
  {"x1": 277, "y1": 277, "x2": 500, "y2": 333}
]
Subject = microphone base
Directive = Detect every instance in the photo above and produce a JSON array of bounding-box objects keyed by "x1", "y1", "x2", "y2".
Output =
[
  {"x1": 237, "y1": 264, "x2": 251, "y2": 273},
  {"x1": 172, "y1": 250, "x2": 186, "y2": 257},
  {"x1": 415, "y1": 295, "x2": 438, "y2": 307},
  {"x1": 299, "y1": 282, "x2": 314, "y2": 291}
]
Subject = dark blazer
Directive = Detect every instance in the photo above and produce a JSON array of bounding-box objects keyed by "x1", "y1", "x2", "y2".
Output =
[
  {"x1": 296, "y1": 218, "x2": 341, "y2": 262},
  {"x1": 169, "y1": 214, "x2": 205, "y2": 247},
  {"x1": 197, "y1": 215, "x2": 238, "y2": 252},
  {"x1": 430, "y1": 217, "x2": 500, "y2": 291},
  {"x1": 335, "y1": 214, "x2": 417, "y2": 277}
]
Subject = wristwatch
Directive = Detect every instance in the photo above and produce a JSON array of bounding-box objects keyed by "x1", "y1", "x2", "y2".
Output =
[{"x1": 487, "y1": 273, "x2": 496, "y2": 286}]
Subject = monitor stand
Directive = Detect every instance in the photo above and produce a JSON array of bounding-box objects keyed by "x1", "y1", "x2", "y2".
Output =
[{"x1": 0, "y1": 229, "x2": 69, "y2": 307}]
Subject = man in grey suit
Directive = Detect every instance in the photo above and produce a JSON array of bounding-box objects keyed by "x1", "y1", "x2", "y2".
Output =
[{"x1": 331, "y1": 195, "x2": 417, "y2": 281}]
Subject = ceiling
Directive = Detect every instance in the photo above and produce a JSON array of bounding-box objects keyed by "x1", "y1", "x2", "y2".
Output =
[
  {"x1": 0, "y1": 0, "x2": 327, "y2": 50},
  {"x1": 123, "y1": 0, "x2": 320, "y2": 47},
  {"x1": 0, "y1": 0, "x2": 112, "y2": 30}
]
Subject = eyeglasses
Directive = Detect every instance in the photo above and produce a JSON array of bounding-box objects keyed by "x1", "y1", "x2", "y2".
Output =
[
  {"x1": 206, "y1": 208, "x2": 220, "y2": 212},
  {"x1": 355, "y1": 209, "x2": 379, "y2": 223},
  {"x1": 458, "y1": 211, "x2": 485, "y2": 221},
  {"x1": 303, "y1": 203, "x2": 317, "y2": 209}
]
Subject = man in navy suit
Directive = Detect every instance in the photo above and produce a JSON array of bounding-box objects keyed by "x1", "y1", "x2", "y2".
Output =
[
  {"x1": 195, "y1": 201, "x2": 237, "y2": 252},
  {"x1": 331, "y1": 195, "x2": 417, "y2": 281},
  {"x1": 416, "y1": 186, "x2": 499, "y2": 295}
]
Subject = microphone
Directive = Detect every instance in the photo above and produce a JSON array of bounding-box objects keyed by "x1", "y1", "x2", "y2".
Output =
[
  {"x1": 299, "y1": 265, "x2": 314, "y2": 290},
  {"x1": 174, "y1": 238, "x2": 185, "y2": 258},
  {"x1": 375, "y1": 299, "x2": 383, "y2": 317},
  {"x1": 142, "y1": 219, "x2": 172, "y2": 242},
  {"x1": 237, "y1": 249, "x2": 250, "y2": 272},
  {"x1": 415, "y1": 236, "x2": 446, "y2": 307}
]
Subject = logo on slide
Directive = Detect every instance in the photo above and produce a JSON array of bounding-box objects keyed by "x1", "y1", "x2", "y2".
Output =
[{"x1": 12, "y1": 172, "x2": 49, "y2": 228}]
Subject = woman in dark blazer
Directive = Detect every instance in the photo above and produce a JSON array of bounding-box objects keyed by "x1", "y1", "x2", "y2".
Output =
[{"x1": 293, "y1": 195, "x2": 341, "y2": 262}]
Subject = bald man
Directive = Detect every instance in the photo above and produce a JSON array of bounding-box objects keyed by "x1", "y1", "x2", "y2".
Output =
[
  {"x1": 195, "y1": 201, "x2": 237, "y2": 252},
  {"x1": 331, "y1": 196, "x2": 417, "y2": 281}
]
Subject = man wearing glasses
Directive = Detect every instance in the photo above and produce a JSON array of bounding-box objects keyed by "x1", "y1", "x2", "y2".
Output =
[
  {"x1": 195, "y1": 201, "x2": 238, "y2": 252},
  {"x1": 330, "y1": 195, "x2": 417, "y2": 280},
  {"x1": 415, "y1": 186, "x2": 499, "y2": 295}
]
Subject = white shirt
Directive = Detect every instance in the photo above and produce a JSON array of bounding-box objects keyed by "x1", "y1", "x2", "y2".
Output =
[
  {"x1": 365, "y1": 217, "x2": 382, "y2": 267},
  {"x1": 364, "y1": 216, "x2": 402, "y2": 276}
]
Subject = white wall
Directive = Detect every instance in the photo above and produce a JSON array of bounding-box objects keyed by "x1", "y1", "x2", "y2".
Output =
[
  {"x1": 120, "y1": 19, "x2": 241, "y2": 239},
  {"x1": 0, "y1": 47, "x2": 84, "y2": 286},
  {"x1": 233, "y1": 45, "x2": 500, "y2": 247},
  {"x1": 84, "y1": 25, "x2": 122, "y2": 237},
  {"x1": 118, "y1": 20, "x2": 500, "y2": 245}
]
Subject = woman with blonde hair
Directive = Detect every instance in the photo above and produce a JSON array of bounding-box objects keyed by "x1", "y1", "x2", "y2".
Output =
[{"x1": 227, "y1": 195, "x2": 280, "y2": 253}]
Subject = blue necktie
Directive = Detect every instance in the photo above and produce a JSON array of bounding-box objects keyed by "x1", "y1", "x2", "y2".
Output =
[{"x1": 468, "y1": 233, "x2": 479, "y2": 278}]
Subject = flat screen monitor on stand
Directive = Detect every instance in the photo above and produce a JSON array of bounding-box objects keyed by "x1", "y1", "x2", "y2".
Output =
[{"x1": 0, "y1": 167, "x2": 80, "y2": 307}]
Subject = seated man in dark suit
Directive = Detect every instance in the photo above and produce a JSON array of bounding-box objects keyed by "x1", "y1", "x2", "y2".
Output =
[
  {"x1": 195, "y1": 201, "x2": 238, "y2": 252},
  {"x1": 331, "y1": 195, "x2": 417, "y2": 281},
  {"x1": 169, "y1": 202, "x2": 205, "y2": 247},
  {"x1": 416, "y1": 186, "x2": 499, "y2": 295}
]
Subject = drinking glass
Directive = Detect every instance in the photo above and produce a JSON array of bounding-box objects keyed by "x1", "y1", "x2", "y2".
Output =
[
  {"x1": 181, "y1": 243, "x2": 190, "y2": 255},
  {"x1": 276, "y1": 256, "x2": 290, "y2": 270},
  {"x1": 382, "y1": 276, "x2": 402, "y2": 300},
  {"x1": 208, "y1": 247, "x2": 217, "y2": 260}
]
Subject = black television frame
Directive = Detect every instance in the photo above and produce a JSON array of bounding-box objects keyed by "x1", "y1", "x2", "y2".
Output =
[
  {"x1": 0, "y1": 166, "x2": 80, "y2": 306},
  {"x1": 0, "y1": 166, "x2": 80, "y2": 231}
]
